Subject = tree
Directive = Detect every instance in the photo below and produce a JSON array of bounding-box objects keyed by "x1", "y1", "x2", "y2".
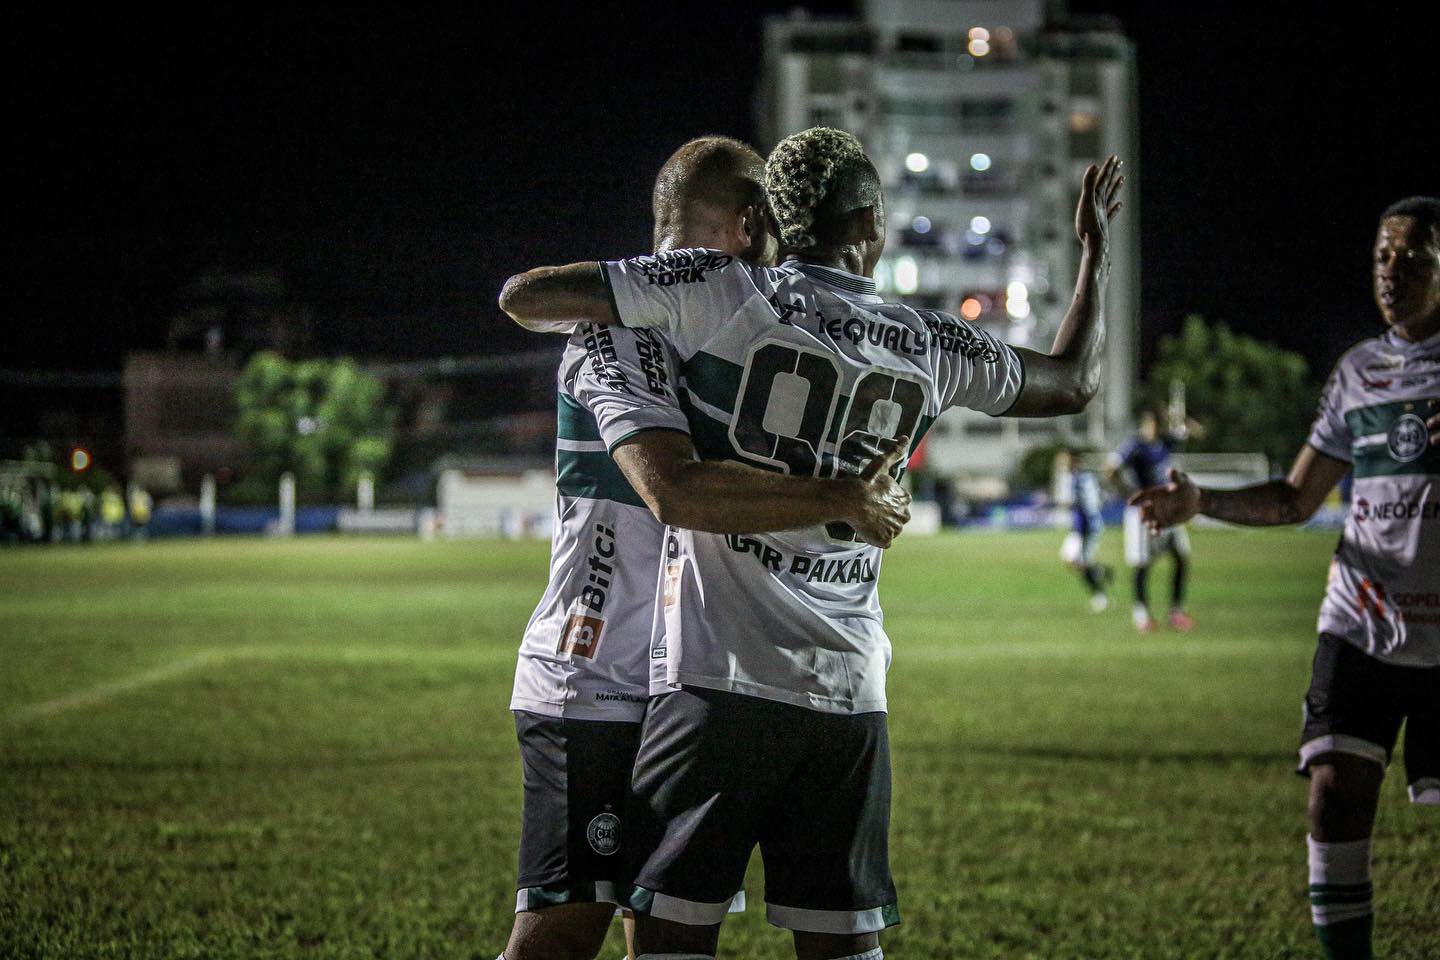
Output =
[
  {"x1": 234, "y1": 352, "x2": 394, "y2": 502},
  {"x1": 1145, "y1": 315, "x2": 1316, "y2": 470}
]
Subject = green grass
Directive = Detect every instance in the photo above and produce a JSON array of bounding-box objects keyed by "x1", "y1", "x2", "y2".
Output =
[{"x1": 1, "y1": 530, "x2": 1435, "y2": 959}]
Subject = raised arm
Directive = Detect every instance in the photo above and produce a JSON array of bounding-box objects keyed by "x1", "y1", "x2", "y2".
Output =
[
  {"x1": 1005, "y1": 157, "x2": 1125, "y2": 417},
  {"x1": 611, "y1": 430, "x2": 912, "y2": 548},
  {"x1": 1129, "y1": 444, "x2": 1351, "y2": 530},
  {"x1": 498, "y1": 262, "x2": 619, "y2": 332}
]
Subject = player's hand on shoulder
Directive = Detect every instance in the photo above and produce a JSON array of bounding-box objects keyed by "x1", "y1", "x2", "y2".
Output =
[
  {"x1": 1075, "y1": 155, "x2": 1124, "y2": 248},
  {"x1": 1127, "y1": 468, "x2": 1200, "y2": 532},
  {"x1": 849, "y1": 436, "x2": 912, "y2": 549}
]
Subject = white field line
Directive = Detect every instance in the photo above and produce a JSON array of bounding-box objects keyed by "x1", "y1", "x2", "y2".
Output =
[{"x1": 3, "y1": 645, "x2": 514, "y2": 724}]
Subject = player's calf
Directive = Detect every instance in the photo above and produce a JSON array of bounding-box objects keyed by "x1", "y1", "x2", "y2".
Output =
[{"x1": 504, "y1": 902, "x2": 616, "y2": 960}]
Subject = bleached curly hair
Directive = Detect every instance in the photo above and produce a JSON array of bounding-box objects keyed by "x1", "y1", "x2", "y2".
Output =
[{"x1": 764, "y1": 127, "x2": 875, "y2": 253}]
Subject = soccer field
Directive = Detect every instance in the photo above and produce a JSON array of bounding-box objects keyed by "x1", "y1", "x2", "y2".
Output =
[{"x1": 1, "y1": 531, "x2": 1435, "y2": 960}]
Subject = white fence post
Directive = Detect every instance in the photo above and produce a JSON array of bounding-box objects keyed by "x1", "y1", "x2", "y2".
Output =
[
  {"x1": 200, "y1": 474, "x2": 216, "y2": 536},
  {"x1": 278, "y1": 472, "x2": 296, "y2": 537}
]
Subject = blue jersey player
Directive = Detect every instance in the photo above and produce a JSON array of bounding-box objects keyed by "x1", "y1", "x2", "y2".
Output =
[
  {"x1": 1110, "y1": 410, "x2": 1195, "y2": 632},
  {"x1": 1057, "y1": 447, "x2": 1112, "y2": 611}
]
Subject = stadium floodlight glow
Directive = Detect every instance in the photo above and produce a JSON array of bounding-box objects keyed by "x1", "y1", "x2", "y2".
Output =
[
  {"x1": 968, "y1": 37, "x2": 990, "y2": 57},
  {"x1": 911, "y1": 215, "x2": 931, "y2": 234},
  {"x1": 70, "y1": 448, "x2": 91, "y2": 472},
  {"x1": 1007, "y1": 280, "x2": 1029, "y2": 303},
  {"x1": 1006, "y1": 298, "x2": 1031, "y2": 320},
  {"x1": 969, "y1": 152, "x2": 992, "y2": 172},
  {"x1": 970, "y1": 215, "x2": 991, "y2": 235},
  {"x1": 968, "y1": 27, "x2": 990, "y2": 42},
  {"x1": 895, "y1": 256, "x2": 919, "y2": 295},
  {"x1": 960, "y1": 297, "x2": 983, "y2": 321},
  {"x1": 904, "y1": 152, "x2": 929, "y2": 174}
]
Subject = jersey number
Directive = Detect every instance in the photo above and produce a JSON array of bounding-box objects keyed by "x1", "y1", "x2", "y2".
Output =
[{"x1": 728, "y1": 341, "x2": 926, "y2": 541}]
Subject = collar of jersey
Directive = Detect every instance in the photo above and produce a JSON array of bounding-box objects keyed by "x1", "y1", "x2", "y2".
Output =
[
  {"x1": 1382, "y1": 324, "x2": 1440, "y2": 353},
  {"x1": 789, "y1": 261, "x2": 881, "y2": 299}
]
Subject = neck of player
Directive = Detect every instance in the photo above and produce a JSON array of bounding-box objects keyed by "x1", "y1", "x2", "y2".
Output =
[
  {"x1": 1391, "y1": 307, "x2": 1440, "y2": 343},
  {"x1": 790, "y1": 243, "x2": 872, "y2": 278}
]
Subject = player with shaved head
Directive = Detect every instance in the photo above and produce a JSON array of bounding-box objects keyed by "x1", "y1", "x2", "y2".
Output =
[{"x1": 499, "y1": 135, "x2": 910, "y2": 960}]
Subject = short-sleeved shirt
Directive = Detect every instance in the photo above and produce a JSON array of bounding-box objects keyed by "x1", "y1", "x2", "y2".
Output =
[
  {"x1": 598, "y1": 250, "x2": 1026, "y2": 714},
  {"x1": 1307, "y1": 327, "x2": 1440, "y2": 668},
  {"x1": 509, "y1": 324, "x2": 689, "y2": 720}
]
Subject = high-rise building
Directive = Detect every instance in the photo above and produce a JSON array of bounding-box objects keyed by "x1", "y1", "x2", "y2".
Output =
[{"x1": 758, "y1": 0, "x2": 1138, "y2": 485}]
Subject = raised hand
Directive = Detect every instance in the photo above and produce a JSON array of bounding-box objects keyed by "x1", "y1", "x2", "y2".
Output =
[
  {"x1": 850, "y1": 436, "x2": 913, "y2": 549},
  {"x1": 1075, "y1": 155, "x2": 1125, "y2": 248},
  {"x1": 1127, "y1": 467, "x2": 1201, "y2": 533}
]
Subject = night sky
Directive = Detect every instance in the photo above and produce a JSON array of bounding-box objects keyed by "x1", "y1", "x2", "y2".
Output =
[{"x1": 6, "y1": 2, "x2": 1438, "y2": 382}]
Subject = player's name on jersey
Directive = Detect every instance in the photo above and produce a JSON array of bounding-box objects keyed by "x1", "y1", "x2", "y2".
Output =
[{"x1": 724, "y1": 533, "x2": 878, "y2": 584}]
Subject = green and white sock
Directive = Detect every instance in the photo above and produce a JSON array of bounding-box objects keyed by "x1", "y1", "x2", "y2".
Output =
[{"x1": 1308, "y1": 835, "x2": 1373, "y2": 960}]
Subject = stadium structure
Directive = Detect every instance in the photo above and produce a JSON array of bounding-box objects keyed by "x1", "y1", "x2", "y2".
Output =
[{"x1": 757, "y1": 0, "x2": 1139, "y2": 489}]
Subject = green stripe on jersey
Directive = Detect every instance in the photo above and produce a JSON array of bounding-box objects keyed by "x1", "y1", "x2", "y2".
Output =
[
  {"x1": 679, "y1": 351, "x2": 743, "y2": 414},
  {"x1": 1345, "y1": 399, "x2": 1440, "y2": 479},
  {"x1": 556, "y1": 449, "x2": 647, "y2": 509},
  {"x1": 557, "y1": 393, "x2": 603, "y2": 442}
]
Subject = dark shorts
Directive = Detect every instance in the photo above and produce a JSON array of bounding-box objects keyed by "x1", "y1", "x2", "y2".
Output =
[
  {"x1": 1298, "y1": 633, "x2": 1440, "y2": 803},
  {"x1": 513, "y1": 711, "x2": 643, "y2": 911},
  {"x1": 625, "y1": 687, "x2": 899, "y2": 934}
]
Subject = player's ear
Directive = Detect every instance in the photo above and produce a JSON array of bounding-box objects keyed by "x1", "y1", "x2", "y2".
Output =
[
  {"x1": 847, "y1": 206, "x2": 882, "y2": 245},
  {"x1": 738, "y1": 205, "x2": 761, "y2": 243}
]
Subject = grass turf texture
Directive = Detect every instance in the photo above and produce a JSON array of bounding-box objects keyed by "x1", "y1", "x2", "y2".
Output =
[{"x1": 1, "y1": 531, "x2": 1435, "y2": 960}]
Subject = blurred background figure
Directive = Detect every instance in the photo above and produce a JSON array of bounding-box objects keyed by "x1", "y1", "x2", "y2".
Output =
[
  {"x1": 1110, "y1": 409, "x2": 1199, "y2": 632},
  {"x1": 1056, "y1": 446, "x2": 1111, "y2": 612}
]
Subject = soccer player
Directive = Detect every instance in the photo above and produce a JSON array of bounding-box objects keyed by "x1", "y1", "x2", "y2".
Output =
[
  {"x1": 503, "y1": 136, "x2": 911, "y2": 960},
  {"x1": 1128, "y1": 196, "x2": 1440, "y2": 960},
  {"x1": 1057, "y1": 446, "x2": 1112, "y2": 612},
  {"x1": 1109, "y1": 409, "x2": 1195, "y2": 631},
  {"x1": 500, "y1": 130, "x2": 1124, "y2": 960}
]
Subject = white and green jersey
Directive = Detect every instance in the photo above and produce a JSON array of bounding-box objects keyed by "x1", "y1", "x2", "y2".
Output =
[
  {"x1": 599, "y1": 250, "x2": 1025, "y2": 714},
  {"x1": 509, "y1": 324, "x2": 688, "y2": 721},
  {"x1": 1308, "y1": 327, "x2": 1440, "y2": 667}
]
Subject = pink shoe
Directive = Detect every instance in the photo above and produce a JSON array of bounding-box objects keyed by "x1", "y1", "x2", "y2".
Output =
[{"x1": 1169, "y1": 611, "x2": 1196, "y2": 632}]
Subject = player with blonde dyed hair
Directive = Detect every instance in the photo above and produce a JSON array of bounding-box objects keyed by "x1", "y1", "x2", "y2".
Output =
[{"x1": 762, "y1": 126, "x2": 878, "y2": 254}]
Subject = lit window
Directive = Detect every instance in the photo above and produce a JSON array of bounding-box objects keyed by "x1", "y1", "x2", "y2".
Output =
[
  {"x1": 969, "y1": 152, "x2": 992, "y2": 172},
  {"x1": 970, "y1": 215, "x2": 992, "y2": 235},
  {"x1": 1006, "y1": 298, "x2": 1031, "y2": 320},
  {"x1": 911, "y1": 215, "x2": 932, "y2": 234},
  {"x1": 905, "y1": 152, "x2": 929, "y2": 174},
  {"x1": 895, "y1": 257, "x2": 919, "y2": 295},
  {"x1": 1070, "y1": 112, "x2": 1100, "y2": 133},
  {"x1": 1006, "y1": 281, "x2": 1028, "y2": 303},
  {"x1": 960, "y1": 298, "x2": 983, "y2": 321},
  {"x1": 968, "y1": 37, "x2": 990, "y2": 57},
  {"x1": 968, "y1": 27, "x2": 990, "y2": 42},
  {"x1": 71, "y1": 449, "x2": 91, "y2": 472}
]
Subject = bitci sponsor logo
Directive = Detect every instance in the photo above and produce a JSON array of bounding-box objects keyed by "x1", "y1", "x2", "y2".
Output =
[{"x1": 558, "y1": 613, "x2": 604, "y2": 659}]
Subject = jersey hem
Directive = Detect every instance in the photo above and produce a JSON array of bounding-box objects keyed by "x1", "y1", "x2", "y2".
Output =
[
  {"x1": 666, "y1": 673, "x2": 887, "y2": 716},
  {"x1": 509, "y1": 698, "x2": 648, "y2": 723}
]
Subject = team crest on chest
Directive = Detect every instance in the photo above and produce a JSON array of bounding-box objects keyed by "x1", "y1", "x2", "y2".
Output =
[{"x1": 1387, "y1": 412, "x2": 1428, "y2": 463}]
